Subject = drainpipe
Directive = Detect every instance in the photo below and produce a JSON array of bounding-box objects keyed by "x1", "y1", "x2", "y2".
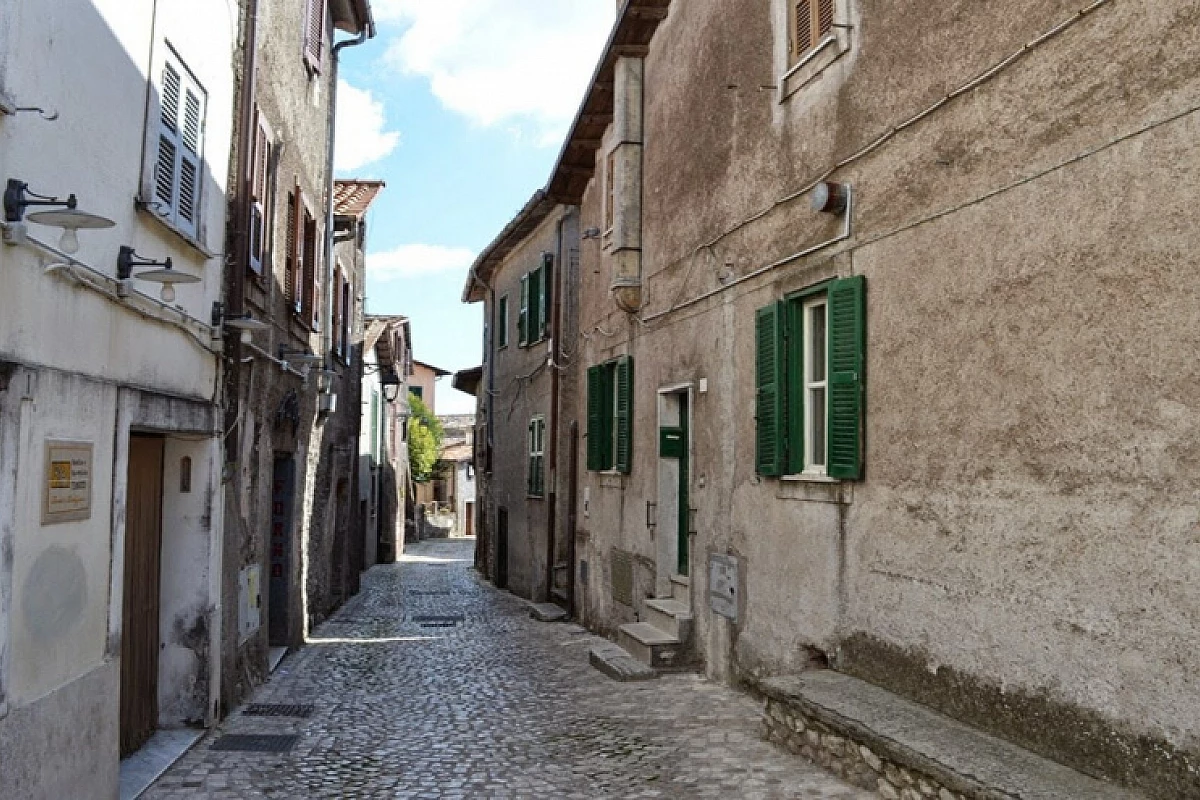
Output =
[
  {"x1": 322, "y1": 22, "x2": 373, "y2": 359},
  {"x1": 544, "y1": 212, "x2": 568, "y2": 603}
]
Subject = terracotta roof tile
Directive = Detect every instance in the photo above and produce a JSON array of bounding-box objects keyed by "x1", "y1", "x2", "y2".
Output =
[{"x1": 334, "y1": 179, "x2": 386, "y2": 217}]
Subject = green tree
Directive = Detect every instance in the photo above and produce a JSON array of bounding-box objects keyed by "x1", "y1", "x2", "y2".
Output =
[{"x1": 408, "y1": 393, "x2": 443, "y2": 482}]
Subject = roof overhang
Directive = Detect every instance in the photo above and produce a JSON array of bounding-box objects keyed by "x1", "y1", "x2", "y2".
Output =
[
  {"x1": 461, "y1": 191, "x2": 558, "y2": 303},
  {"x1": 547, "y1": 0, "x2": 670, "y2": 204},
  {"x1": 331, "y1": 0, "x2": 375, "y2": 35},
  {"x1": 452, "y1": 366, "x2": 483, "y2": 397},
  {"x1": 459, "y1": 1, "x2": 671, "y2": 304}
]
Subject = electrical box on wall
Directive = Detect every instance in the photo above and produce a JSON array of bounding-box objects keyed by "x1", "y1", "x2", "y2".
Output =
[{"x1": 318, "y1": 392, "x2": 338, "y2": 414}]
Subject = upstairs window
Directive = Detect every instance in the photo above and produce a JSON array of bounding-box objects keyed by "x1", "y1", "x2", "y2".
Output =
[
  {"x1": 790, "y1": 0, "x2": 835, "y2": 64},
  {"x1": 497, "y1": 295, "x2": 509, "y2": 349},
  {"x1": 147, "y1": 44, "x2": 207, "y2": 240},
  {"x1": 248, "y1": 111, "x2": 273, "y2": 275},
  {"x1": 304, "y1": 0, "x2": 327, "y2": 74},
  {"x1": 586, "y1": 356, "x2": 634, "y2": 474},
  {"x1": 518, "y1": 253, "x2": 553, "y2": 346},
  {"x1": 528, "y1": 416, "x2": 546, "y2": 497},
  {"x1": 285, "y1": 189, "x2": 321, "y2": 329},
  {"x1": 755, "y1": 276, "x2": 865, "y2": 479}
]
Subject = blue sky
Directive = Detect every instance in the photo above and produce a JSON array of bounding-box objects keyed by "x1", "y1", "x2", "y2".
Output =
[{"x1": 333, "y1": 1, "x2": 615, "y2": 413}]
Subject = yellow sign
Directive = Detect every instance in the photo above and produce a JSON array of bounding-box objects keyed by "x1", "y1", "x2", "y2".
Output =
[{"x1": 43, "y1": 441, "x2": 93, "y2": 524}]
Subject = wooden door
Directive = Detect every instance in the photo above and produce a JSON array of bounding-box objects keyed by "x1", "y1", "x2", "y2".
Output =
[
  {"x1": 120, "y1": 435, "x2": 164, "y2": 757},
  {"x1": 465, "y1": 502, "x2": 474, "y2": 537}
]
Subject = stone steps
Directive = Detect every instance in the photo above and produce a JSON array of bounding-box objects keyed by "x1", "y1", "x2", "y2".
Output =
[
  {"x1": 758, "y1": 670, "x2": 1137, "y2": 800},
  {"x1": 617, "y1": 622, "x2": 683, "y2": 670},
  {"x1": 643, "y1": 597, "x2": 692, "y2": 640}
]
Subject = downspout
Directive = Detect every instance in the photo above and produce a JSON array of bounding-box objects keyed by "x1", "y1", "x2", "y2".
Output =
[
  {"x1": 322, "y1": 21, "x2": 372, "y2": 358},
  {"x1": 545, "y1": 212, "x2": 568, "y2": 602}
]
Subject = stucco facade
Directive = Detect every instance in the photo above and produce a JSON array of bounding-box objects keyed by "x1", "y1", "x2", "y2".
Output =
[
  {"x1": 0, "y1": 0, "x2": 234, "y2": 795},
  {"x1": 217, "y1": 0, "x2": 373, "y2": 713},
  {"x1": 470, "y1": 0, "x2": 1200, "y2": 796}
]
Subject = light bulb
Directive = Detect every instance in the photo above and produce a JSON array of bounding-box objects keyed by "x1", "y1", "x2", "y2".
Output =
[
  {"x1": 160, "y1": 283, "x2": 176, "y2": 303},
  {"x1": 59, "y1": 227, "x2": 79, "y2": 255}
]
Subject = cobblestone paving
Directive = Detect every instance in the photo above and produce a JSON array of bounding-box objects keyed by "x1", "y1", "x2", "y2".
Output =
[{"x1": 146, "y1": 539, "x2": 871, "y2": 799}]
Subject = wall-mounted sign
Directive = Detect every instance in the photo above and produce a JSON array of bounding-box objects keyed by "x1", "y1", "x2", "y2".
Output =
[{"x1": 43, "y1": 440, "x2": 94, "y2": 524}]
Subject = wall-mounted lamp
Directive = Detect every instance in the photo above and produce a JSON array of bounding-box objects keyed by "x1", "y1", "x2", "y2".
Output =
[
  {"x1": 117, "y1": 245, "x2": 199, "y2": 303},
  {"x1": 212, "y1": 301, "x2": 269, "y2": 343},
  {"x1": 381, "y1": 372, "x2": 402, "y2": 403},
  {"x1": 278, "y1": 346, "x2": 324, "y2": 367},
  {"x1": 811, "y1": 181, "x2": 850, "y2": 215},
  {"x1": 4, "y1": 179, "x2": 114, "y2": 252}
]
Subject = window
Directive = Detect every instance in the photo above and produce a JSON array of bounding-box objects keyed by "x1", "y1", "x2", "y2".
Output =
[
  {"x1": 755, "y1": 276, "x2": 864, "y2": 479},
  {"x1": 339, "y1": 275, "x2": 352, "y2": 361},
  {"x1": 790, "y1": 0, "x2": 835, "y2": 64},
  {"x1": 528, "y1": 416, "x2": 546, "y2": 497},
  {"x1": 147, "y1": 44, "x2": 206, "y2": 240},
  {"x1": 303, "y1": 0, "x2": 326, "y2": 73},
  {"x1": 332, "y1": 266, "x2": 345, "y2": 358},
  {"x1": 410, "y1": 386, "x2": 423, "y2": 400},
  {"x1": 497, "y1": 295, "x2": 509, "y2": 349},
  {"x1": 518, "y1": 253, "x2": 553, "y2": 346},
  {"x1": 586, "y1": 356, "x2": 633, "y2": 474},
  {"x1": 248, "y1": 111, "x2": 273, "y2": 275}
]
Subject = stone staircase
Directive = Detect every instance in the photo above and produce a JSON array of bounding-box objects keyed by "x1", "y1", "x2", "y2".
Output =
[{"x1": 591, "y1": 574, "x2": 695, "y2": 680}]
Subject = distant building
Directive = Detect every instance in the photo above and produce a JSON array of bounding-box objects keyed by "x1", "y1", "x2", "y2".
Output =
[
  {"x1": 410, "y1": 359, "x2": 450, "y2": 409},
  {"x1": 363, "y1": 315, "x2": 413, "y2": 563}
]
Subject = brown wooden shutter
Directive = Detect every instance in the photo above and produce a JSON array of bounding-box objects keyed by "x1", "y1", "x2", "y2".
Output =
[
  {"x1": 792, "y1": 0, "x2": 834, "y2": 60},
  {"x1": 302, "y1": 210, "x2": 317, "y2": 324},
  {"x1": 285, "y1": 189, "x2": 299, "y2": 307},
  {"x1": 304, "y1": 0, "x2": 325, "y2": 72},
  {"x1": 817, "y1": 0, "x2": 834, "y2": 39}
]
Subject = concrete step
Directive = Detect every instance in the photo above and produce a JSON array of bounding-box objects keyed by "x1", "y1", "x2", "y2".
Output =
[
  {"x1": 588, "y1": 640, "x2": 658, "y2": 682},
  {"x1": 617, "y1": 622, "x2": 683, "y2": 670},
  {"x1": 669, "y1": 573, "x2": 690, "y2": 602},
  {"x1": 758, "y1": 670, "x2": 1137, "y2": 800},
  {"x1": 643, "y1": 597, "x2": 692, "y2": 641}
]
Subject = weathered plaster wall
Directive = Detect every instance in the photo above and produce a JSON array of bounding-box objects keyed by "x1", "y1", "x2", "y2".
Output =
[
  {"x1": 570, "y1": 0, "x2": 1200, "y2": 794},
  {"x1": 484, "y1": 211, "x2": 566, "y2": 600}
]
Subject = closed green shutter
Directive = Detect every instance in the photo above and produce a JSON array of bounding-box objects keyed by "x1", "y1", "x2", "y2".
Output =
[
  {"x1": 528, "y1": 268, "x2": 541, "y2": 343},
  {"x1": 755, "y1": 302, "x2": 786, "y2": 476},
  {"x1": 497, "y1": 295, "x2": 508, "y2": 348},
  {"x1": 587, "y1": 365, "x2": 604, "y2": 470},
  {"x1": 518, "y1": 275, "x2": 529, "y2": 346},
  {"x1": 614, "y1": 356, "x2": 634, "y2": 474},
  {"x1": 827, "y1": 276, "x2": 865, "y2": 480},
  {"x1": 541, "y1": 255, "x2": 553, "y2": 339}
]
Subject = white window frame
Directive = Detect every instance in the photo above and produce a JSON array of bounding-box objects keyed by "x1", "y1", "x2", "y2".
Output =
[
  {"x1": 802, "y1": 296, "x2": 828, "y2": 476},
  {"x1": 141, "y1": 41, "x2": 208, "y2": 244}
]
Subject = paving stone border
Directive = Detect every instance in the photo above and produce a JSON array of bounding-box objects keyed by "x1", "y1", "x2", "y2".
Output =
[{"x1": 763, "y1": 700, "x2": 966, "y2": 800}]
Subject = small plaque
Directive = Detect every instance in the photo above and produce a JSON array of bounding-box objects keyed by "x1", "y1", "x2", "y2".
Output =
[
  {"x1": 42, "y1": 440, "x2": 93, "y2": 525},
  {"x1": 708, "y1": 553, "x2": 739, "y2": 622}
]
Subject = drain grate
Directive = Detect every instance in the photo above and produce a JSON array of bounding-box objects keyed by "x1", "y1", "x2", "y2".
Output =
[
  {"x1": 243, "y1": 703, "x2": 314, "y2": 718},
  {"x1": 420, "y1": 622, "x2": 457, "y2": 628},
  {"x1": 210, "y1": 734, "x2": 299, "y2": 753},
  {"x1": 408, "y1": 590, "x2": 452, "y2": 596},
  {"x1": 410, "y1": 618, "x2": 460, "y2": 628}
]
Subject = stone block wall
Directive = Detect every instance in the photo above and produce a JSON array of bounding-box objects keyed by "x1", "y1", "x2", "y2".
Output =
[{"x1": 762, "y1": 699, "x2": 967, "y2": 800}]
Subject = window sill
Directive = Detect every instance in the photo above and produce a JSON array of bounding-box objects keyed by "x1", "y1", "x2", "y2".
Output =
[
  {"x1": 527, "y1": 494, "x2": 545, "y2": 501},
  {"x1": 597, "y1": 471, "x2": 627, "y2": 489},
  {"x1": 777, "y1": 474, "x2": 852, "y2": 504},
  {"x1": 135, "y1": 199, "x2": 218, "y2": 259},
  {"x1": 780, "y1": 30, "x2": 849, "y2": 102}
]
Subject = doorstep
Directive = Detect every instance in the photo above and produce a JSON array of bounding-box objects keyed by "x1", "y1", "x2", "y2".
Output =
[
  {"x1": 757, "y1": 670, "x2": 1137, "y2": 800},
  {"x1": 119, "y1": 728, "x2": 205, "y2": 800}
]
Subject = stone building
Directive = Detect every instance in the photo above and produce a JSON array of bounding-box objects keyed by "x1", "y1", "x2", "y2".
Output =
[
  {"x1": 464, "y1": 195, "x2": 580, "y2": 600},
  {"x1": 363, "y1": 314, "x2": 412, "y2": 564},
  {"x1": 0, "y1": 0, "x2": 236, "y2": 794},
  {"x1": 410, "y1": 359, "x2": 449, "y2": 407},
  {"x1": 467, "y1": 0, "x2": 1200, "y2": 796},
  {"x1": 217, "y1": 0, "x2": 374, "y2": 714}
]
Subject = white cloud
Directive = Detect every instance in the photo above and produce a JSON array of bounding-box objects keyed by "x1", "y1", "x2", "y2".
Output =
[
  {"x1": 367, "y1": 244, "x2": 477, "y2": 281},
  {"x1": 373, "y1": 0, "x2": 614, "y2": 144},
  {"x1": 335, "y1": 80, "x2": 401, "y2": 172}
]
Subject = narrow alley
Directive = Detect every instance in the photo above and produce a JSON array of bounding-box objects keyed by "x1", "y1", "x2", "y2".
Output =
[{"x1": 142, "y1": 539, "x2": 870, "y2": 799}]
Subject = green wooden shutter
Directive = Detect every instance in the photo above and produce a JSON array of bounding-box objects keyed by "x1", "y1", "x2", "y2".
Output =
[
  {"x1": 755, "y1": 301, "x2": 786, "y2": 476},
  {"x1": 497, "y1": 295, "x2": 508, "y2": 348},
  {"x1": 827, "y1": 276, "x2": 865, "y2": 480},
  {"x1": 540, "y1": 254, "x2": 553, "y2": 339},
  {"x1": 528, "y1": 268, "x2": 541, "y2": 342},
  {"x1": 614, "y1": 356, "x2": 634, "y2": 474},
  {"x1": 587, "y1": 365, "x2": 604, "y2": 470},
  {"x1": 518, "y1": 275, "x2": 529, "y2": 346}
]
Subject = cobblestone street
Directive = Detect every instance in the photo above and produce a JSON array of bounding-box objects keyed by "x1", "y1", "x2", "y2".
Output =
[{"x1": 145, "y1": 539, "x2": 871, "y2": 799}]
